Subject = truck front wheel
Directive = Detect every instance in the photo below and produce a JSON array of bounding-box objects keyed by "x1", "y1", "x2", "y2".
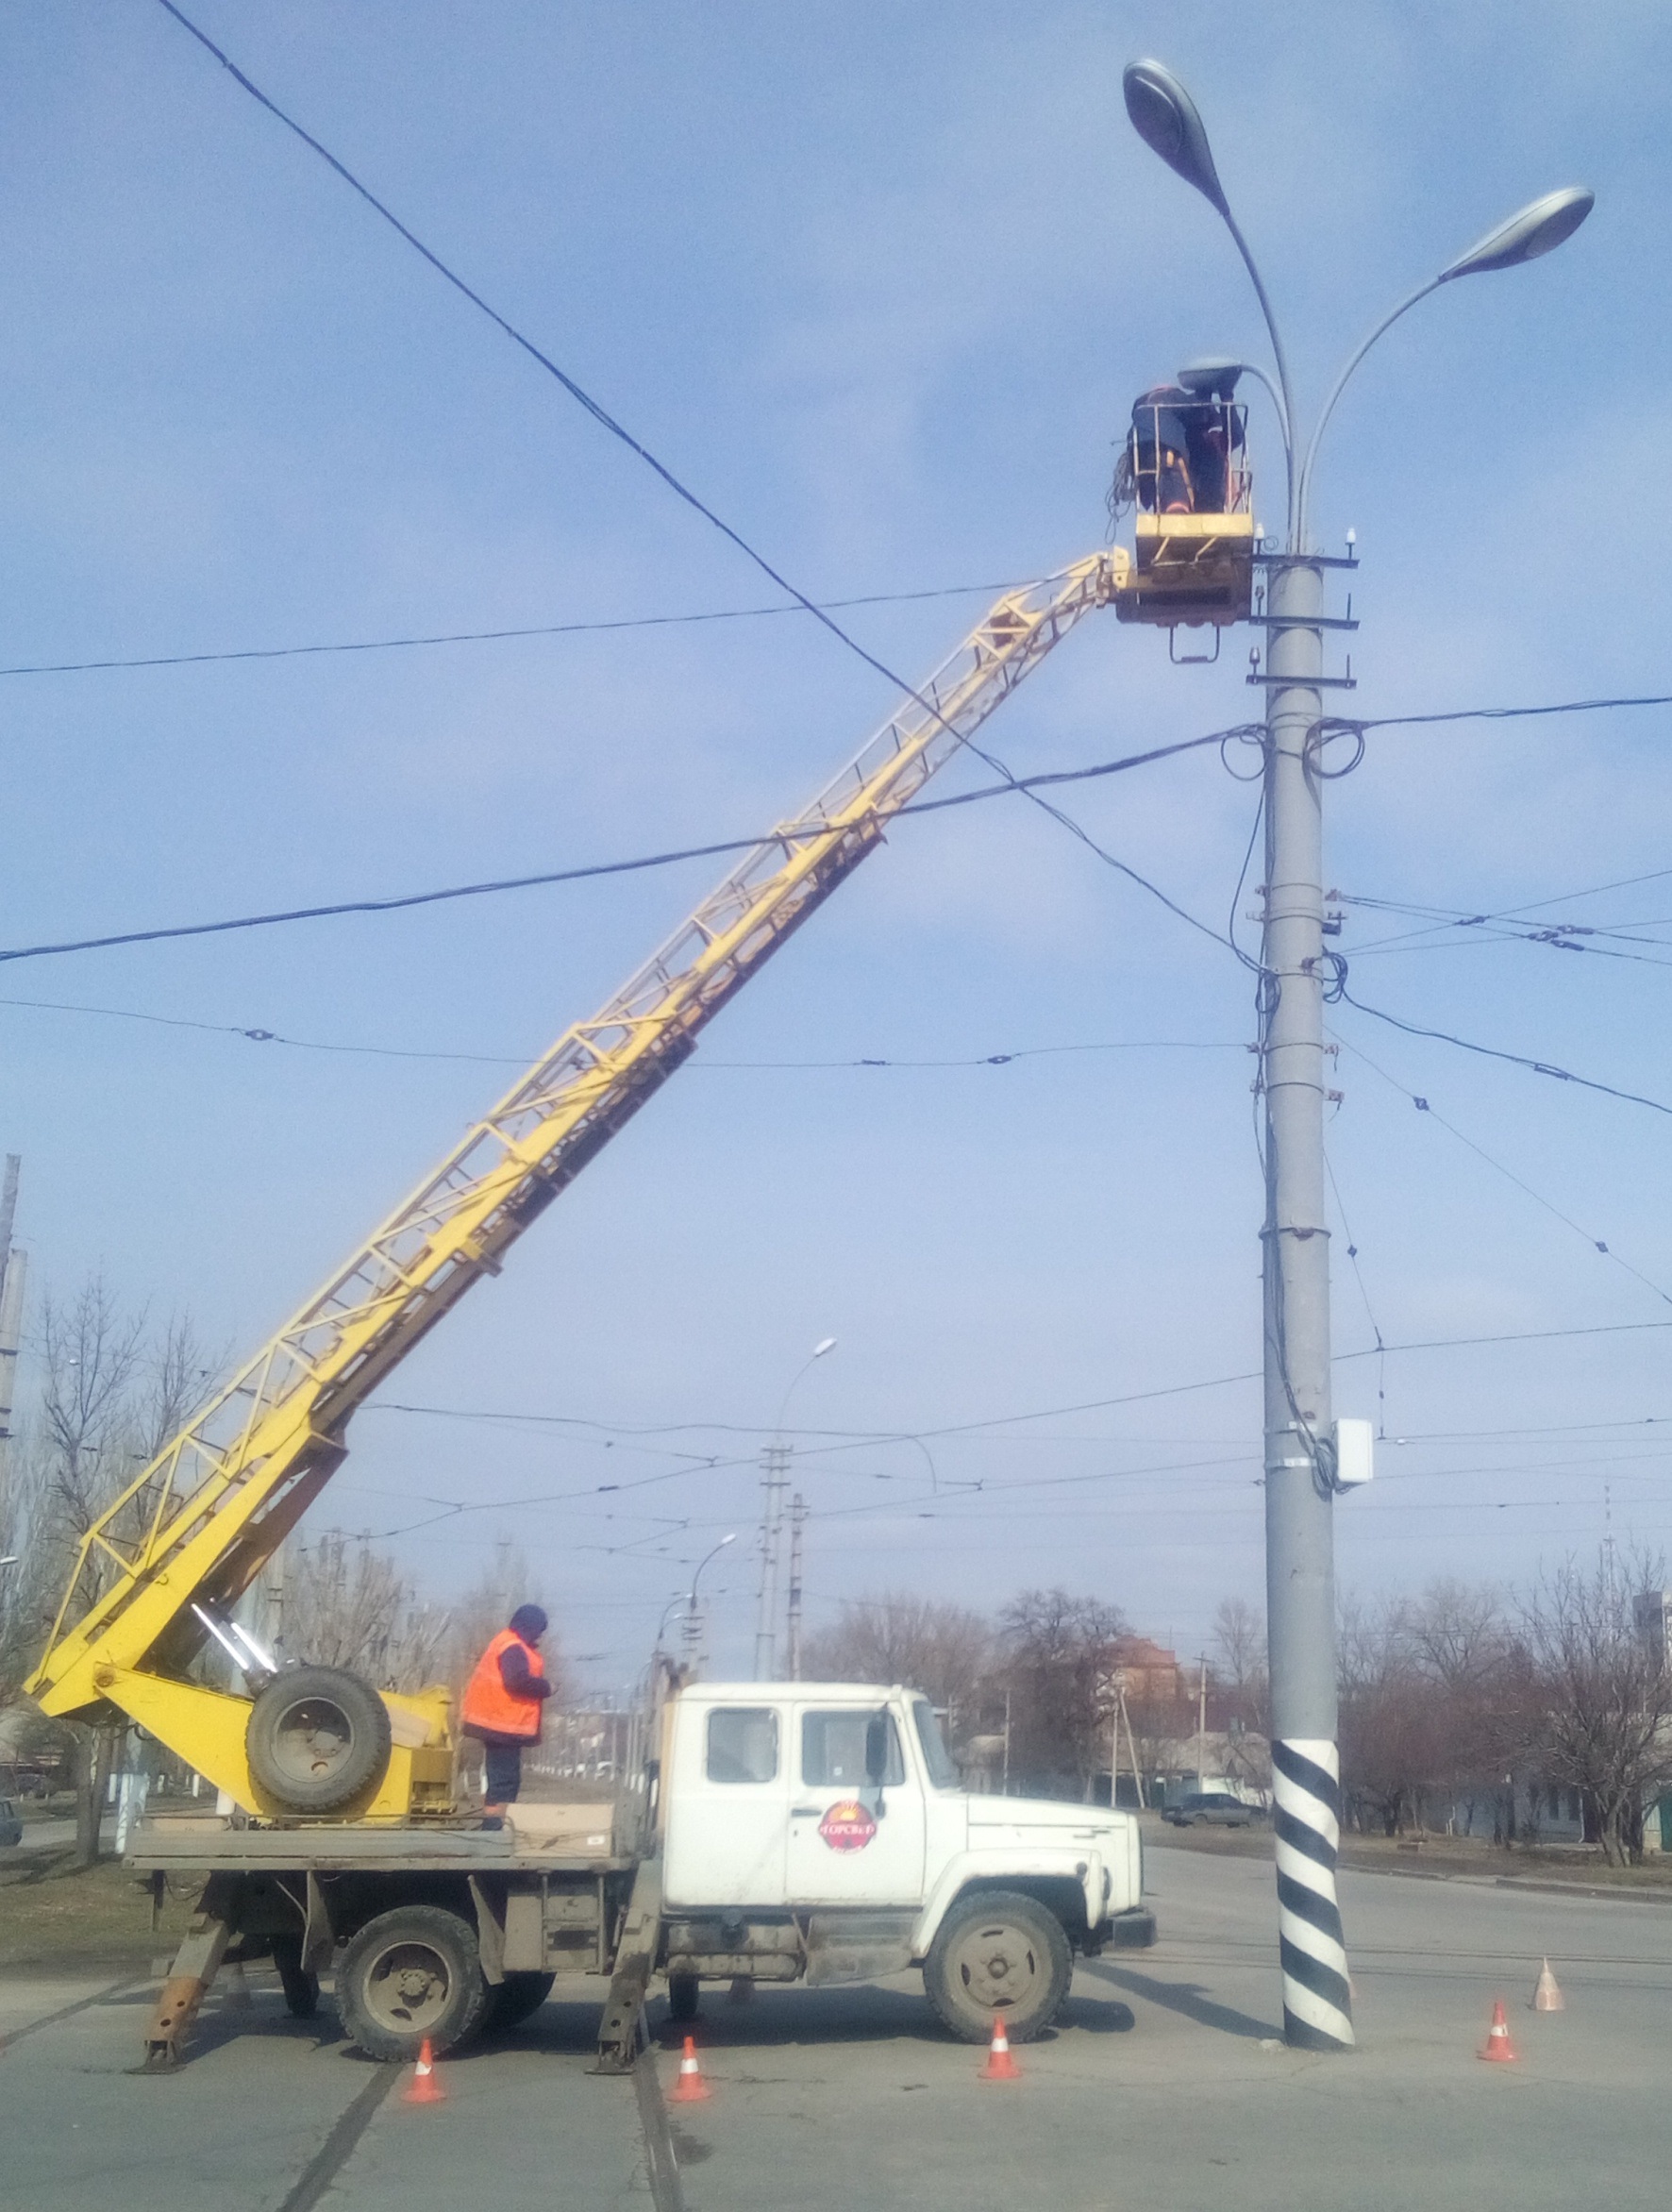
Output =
[
  {"x1": 923, "y1": 1890, "x2": 1072, "y2": 2044},
  {"x1": 336, "y1": 1905, "x2": 488, "y2": 2061}
]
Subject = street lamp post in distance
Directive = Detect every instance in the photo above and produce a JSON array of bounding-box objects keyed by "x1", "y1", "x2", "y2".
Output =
[
  {"x1": 681, "y1": 1532, "x2": 736, "y2": 1678},
  {"x1": 755, "y1": 1337, "x2": 837, "y2": 1679},
  {"x1": 1122, "y1": 56, "x2": 1591, "y2": 2052}
]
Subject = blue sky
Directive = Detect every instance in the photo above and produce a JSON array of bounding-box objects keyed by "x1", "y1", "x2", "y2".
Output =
[{"x1": 5, "y1": 2, "x2": 1672, "y2": 1689}]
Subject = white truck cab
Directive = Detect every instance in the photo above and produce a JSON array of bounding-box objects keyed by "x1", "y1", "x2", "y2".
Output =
[{"x1": 656, "y1": 1681, "x2": 1153, "y2": 2042}]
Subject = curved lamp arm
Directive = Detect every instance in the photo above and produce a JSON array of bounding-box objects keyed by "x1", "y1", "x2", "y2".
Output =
[
  {"x1": 1225, "y1": 359, "x2": 1293, "y2": 505},
  {"x1": 1123, "y1": 62, "x2": 1296, "y2": 539},
  {"x1": 1213, "y1": 207, "x2": 1298, "y2": 541},
  {"x1": 1296, "y1": 276, "x2": 1442, "y2": 550},
  {"x1": 1296, "y1": 187, "x2": 1594, "y2": 550}
]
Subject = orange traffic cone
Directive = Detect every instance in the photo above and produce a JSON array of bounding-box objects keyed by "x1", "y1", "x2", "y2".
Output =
[
  {"x1": 402, "y1": 2036, "x2": 446, "y2": 2104},
  {"x1": 668, "y1": 2035, "x2": 711, "y2": 2103},
  {"x1": 1532, "y1": 1958, "x2": 1564, "y2": 2013},
  {"x1": 1480, "y1": 2000, "x2": 1517, "y2": 2063},
  {"x1": 978, "y1": 2014, "x2": 1022, "y2": 2082}
]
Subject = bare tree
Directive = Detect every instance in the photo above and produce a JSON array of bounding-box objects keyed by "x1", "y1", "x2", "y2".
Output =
[
  {"x1": 801, "y1": 1592, "x2": 991, "y2": 1725},
  {"x1": 9, "y1": 1280, "x2": 216, "y2": 1864},
  {"x1": 1338, "y1": 1596, "x2": 1443, "y2": 1835},
  {"x1": 1212, "y1": 1597, "x2": 1268, "y2": 1730},
  {"x1": 280, "y1": 1529, "x2": 452, "y2": 1691},
  {"x1": 1513, "y1": 1546, "x2": 1672, "y2": 1866},
  {"x1": 995, "y1": 1588, "x2": 1128, "y2": 1801}
]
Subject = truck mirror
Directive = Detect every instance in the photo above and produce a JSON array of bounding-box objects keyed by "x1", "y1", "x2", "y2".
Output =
[{"x1": 865, "y1": 1713, "x2": 891, "y2": 1786}]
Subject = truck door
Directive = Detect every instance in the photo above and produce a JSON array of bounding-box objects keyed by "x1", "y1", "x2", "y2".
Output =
[
  {"x1": 662, "y1": 1702, "x2": 792, "y2": 1909},
  {"x1": 786, "y1": 1704, "x2": 927, "y2": 1906}
]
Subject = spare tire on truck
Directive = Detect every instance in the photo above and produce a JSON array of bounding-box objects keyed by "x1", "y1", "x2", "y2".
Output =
[
  {"x1": 245, "y1": 1665, "x2": 392, "y2": 1815},
  {"x1": 337, "y1": 1904, "x2": 488, "y2": 2061}
]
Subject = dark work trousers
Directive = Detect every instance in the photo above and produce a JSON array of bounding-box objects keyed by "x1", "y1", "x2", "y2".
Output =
[{"x1": 480, "y1": 1738, "x2": 525, "y2": 1803}]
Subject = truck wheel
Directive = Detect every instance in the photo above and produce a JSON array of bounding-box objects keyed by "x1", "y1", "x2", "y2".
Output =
[
  {"x1": 246, "y1": 1666, "x2": 392, "y2": 1815},
  {"x1": 336, "y1": 1905, "x2": 487, "y2": 2061},
  {"x1": 666, "y1": 1973, "x2": 700, "y2": 2024},
  {"x1": 271, "y1": 1934, "x2": 320, "y2": 2019},
  {"x1": 923, "y1": 1890, "x2": 1072, "y2": 2045},
  {"x1": 483, "y1": 1971, "x2": 554, "y2": 2032}
]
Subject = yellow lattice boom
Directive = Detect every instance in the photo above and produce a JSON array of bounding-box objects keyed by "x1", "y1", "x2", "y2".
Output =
[{"x1": 27, "y1": 553, "x2": 1126, "y2": 1787}]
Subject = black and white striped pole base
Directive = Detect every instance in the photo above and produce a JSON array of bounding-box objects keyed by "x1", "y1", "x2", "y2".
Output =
[{"x1": 1272, "y1": 1738, "x2": 1354, "y2": 2050}]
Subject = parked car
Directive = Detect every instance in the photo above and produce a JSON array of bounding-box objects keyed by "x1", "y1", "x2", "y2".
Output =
[
  {"x1": 0, "y1": 1797, "x2": 23, "y2": 1848},
  {"x1": 1162, "y1": 1790, "x2": 1262, "y2": 1828}
]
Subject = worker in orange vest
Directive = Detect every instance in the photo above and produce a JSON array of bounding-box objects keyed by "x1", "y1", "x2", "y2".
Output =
[{"x1": 460, "y1": 1603, "x2": 554, "y2": 1824}]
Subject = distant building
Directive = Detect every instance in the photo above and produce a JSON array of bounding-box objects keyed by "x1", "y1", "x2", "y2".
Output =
[{"x1": 1110, "y1": 1635, "x2": 1185, "y2": 1704}]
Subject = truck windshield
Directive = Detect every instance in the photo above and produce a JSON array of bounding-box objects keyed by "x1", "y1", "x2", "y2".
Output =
[{"x1": 912, "y1": 1698, "x2": 960, "y2": 1789}]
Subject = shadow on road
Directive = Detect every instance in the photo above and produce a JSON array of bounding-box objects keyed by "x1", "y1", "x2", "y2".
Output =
[{"x1": 1087, "y1": 1960, "x2": 1279, "y2": 2041}]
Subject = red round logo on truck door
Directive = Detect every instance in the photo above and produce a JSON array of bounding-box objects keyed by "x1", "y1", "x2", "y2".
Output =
[{"x1": 817, "y1": 1798, "x2": 878, "y2": 1852}]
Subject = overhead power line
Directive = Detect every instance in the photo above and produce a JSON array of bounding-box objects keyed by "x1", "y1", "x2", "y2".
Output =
[
  {"x1": 0, "y1": 725, "x2": 1234, "y2": 966},
  {"x1": 1335, "y1": 983, "x2": 1672, "y2": 1120},
  {"x1": 148, "y1": 0, "x2": 1086, "y2": 871},
  {"x1": 0, "y1": 991, "x2": 1245, "y2": 1073},
  {"x1": 0, "y1": 580, "x2": 1044, "y2": 680}
]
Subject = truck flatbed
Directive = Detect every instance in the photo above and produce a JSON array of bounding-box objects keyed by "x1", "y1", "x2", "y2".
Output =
[{"x1": 130, "y1": 1818, "x2": 633, "y2": 1875}]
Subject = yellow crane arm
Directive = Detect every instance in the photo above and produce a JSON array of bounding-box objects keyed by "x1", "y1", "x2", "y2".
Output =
[{"x1": 28, "y1": 551, "x2": 1125, "y2": 1721}]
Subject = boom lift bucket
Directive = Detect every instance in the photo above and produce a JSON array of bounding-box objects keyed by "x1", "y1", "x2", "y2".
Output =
[{"x1": 1113, "y1": 383, "x2": 1255, "y2": 632}]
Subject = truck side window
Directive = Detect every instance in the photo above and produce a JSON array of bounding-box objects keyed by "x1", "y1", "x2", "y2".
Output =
[
  {"x1": 911, "y1": 1698, "x2": 960, "y2": 1789},
  {"x1": 705, "y1": 1707, "x2": 778, "y2": 1785},
  {"x1": 801, "y1": 1709, "x2": 906, "y2": 1788}
]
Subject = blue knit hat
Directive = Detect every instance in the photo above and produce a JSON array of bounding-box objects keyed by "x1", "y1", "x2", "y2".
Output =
[{"x1": 510, "y1": 1602, "x2": 548, "y2": 1641}]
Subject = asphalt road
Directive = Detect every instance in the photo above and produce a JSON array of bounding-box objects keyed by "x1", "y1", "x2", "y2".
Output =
[{"x1": 4, "y1": 1847, "x2": 1669, "y2": 2212}]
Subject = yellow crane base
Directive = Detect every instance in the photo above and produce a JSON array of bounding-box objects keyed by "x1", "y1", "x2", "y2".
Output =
[{"x1": 93, "y1": 1666, "x2": 456, "y2": 1824}]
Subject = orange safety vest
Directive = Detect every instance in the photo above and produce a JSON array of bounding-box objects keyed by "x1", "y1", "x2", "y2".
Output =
[{"x1": 460, "y1": 1628, "x2": 547, "y2": 1740}]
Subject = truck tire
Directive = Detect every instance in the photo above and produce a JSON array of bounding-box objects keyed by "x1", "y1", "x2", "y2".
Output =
[
  {"x1": 270, "y1": 1934, "x2": 320, "y2": 2019},
  {"x1": 483, "y1": 1971, "x2": 554, "y2": 2033},
  {"x1": 336, "y1": 1905, "x2": 488, "y2": 2061},
  {"x1": 246, "y1": 1666, "x2": 392, "y2": 1815},
  {"x1": 666, "y1": 1973, "x2": 700, "y2": 2024},
  {"x1": 923, "y1": 1890, "x2": 1072, "y2": 2045}
]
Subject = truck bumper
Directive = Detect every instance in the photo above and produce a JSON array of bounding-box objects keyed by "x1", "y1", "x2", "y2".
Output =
[{"x1": 1088, "y1": 1905, "x2": 1157, "y2": 1952}]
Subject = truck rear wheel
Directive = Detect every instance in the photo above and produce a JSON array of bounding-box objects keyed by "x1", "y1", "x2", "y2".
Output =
[
  {"x1": 483, "y1": 1971, "x2": 554, "y2": 2032},
  {"x1": 666, "y1": 1973, "x2": 700, "y2": 2024},
  {"x1": 246, "y1": 1666, "x2": 392, "y2": 1815},
  {"x1": 923, "y1": 1890, "x2": 1072, "y2": 2044},
  {"x1": 336, "y1": 1905, "x2": 487, "y2": 2061}
]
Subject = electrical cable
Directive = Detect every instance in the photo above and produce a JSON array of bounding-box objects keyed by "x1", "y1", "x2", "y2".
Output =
[
  {"x1": 1322, "y1": 1146, "x2": 1388, "y2": 1437},
  {"x1": 1326, "y1": 693, "x2": 1672, "y2": 741},
  {"x1": 0, "y1": 580, "x2": 1047, "y2": 679},
  {"x1": 148, "y1": 6, "x2": 1259, "y2": 968},
  {"x1": 0, "y1": 724, "x2": 1239, "y2": 967},
  {"x1": 0, "y1": 993, "x2": 1251, "y2": 1069},
  {"x1": 1334, "y1": 982, "x2": 1672, "y2": 1120},
  {"x1": 151, "y1": 0, "x2": 1212, "y2": 947},
  {"x1": 1330, "y1": 1029, "x2": 1672, "y2": 1309}
]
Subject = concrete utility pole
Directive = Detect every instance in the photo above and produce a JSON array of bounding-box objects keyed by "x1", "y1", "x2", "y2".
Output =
[
  {"x1": 1122, "y1": 56, "x2": 1593, "y2": 2052},
  {"x1": 753, "y1": 1441, "x2": 791, "y2": 1678},
  {"x1": 0, "y1": 1156, "x2": 25, "y2": 1492},
  {"x1": 754, "y1": 1338, "x2": 835, "y2": 1678},
  {"x1": 787, "y1": 1494, "x2": 806, "y2": 1680}
]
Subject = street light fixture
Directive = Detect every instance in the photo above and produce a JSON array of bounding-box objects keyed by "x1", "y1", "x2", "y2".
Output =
[{"x1": 1123, "y1": 59, "x2": 1592, "y2": 2054}]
